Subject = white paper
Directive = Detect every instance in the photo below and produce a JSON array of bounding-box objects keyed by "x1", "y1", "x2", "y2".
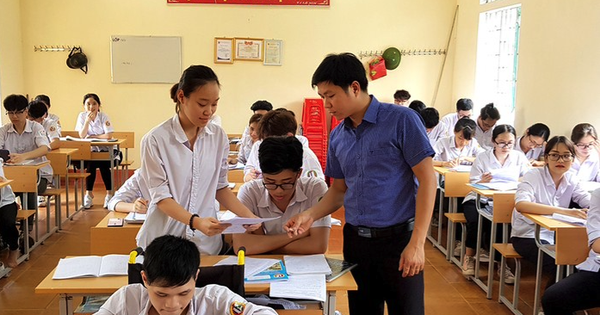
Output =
[
  {"x1": 124, "y1": 212, "x2": 146, "y2": 223},
  {"x1": 284, "y1": 254, "x2": 332, "y2": 275},
  {"x1": 489, "y1": 168, "x2": 519, "y2": 183},
  {"x1": 52, "y1": 255, "x2": 129, "y2": 279},
  {"x1": 61, "y1": 136, "x2": 117, "y2": 142},
  {"x1": 218, "y1": 211, "x2": 280, "y2": 234},
  {"x1": 551, "y1": 213, "x2": 587, "y2": 226},
  {"x1": 582, "y1": 181, "x2": 600, "y2": 193},
  {"x1": 451, "y1": 165, "x2": 471, "y2": 172},
  {"x1": 481, "y1": 182, "x2": 518, "y2": 191},
  {"x1": 98, "y1": 255, "x2": 130, "y2": 276},
  {"x1": 214, "y1": 256, "x2": 279, "y2": 278},
  {"x1": 270, "y1": 274, "x2": 327, "y2": 302}
]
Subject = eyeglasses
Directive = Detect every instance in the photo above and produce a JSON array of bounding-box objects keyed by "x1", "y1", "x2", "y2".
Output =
[
  {"x1": 5, "y1": 109, "x2": 26, "y2": 116},
  {"x1": 576, "y1": 143, "x2": 595, "y2": 150},
  {"x1": 495, "y1": 141, "x2": 514, "y2": 149},
  {"x1": 547, "y1": 153, "x2": 574, "y2": 162},
  {"x1": 263, "y1": 180, "x2": 297, "y2": 191},
  {"x1": 527, "y1": 135, "x2": 545, "y2": 148}
]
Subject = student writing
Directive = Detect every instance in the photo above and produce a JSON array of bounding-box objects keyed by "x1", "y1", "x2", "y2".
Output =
[
  {"x1": 107, "y1": 169, "x2": 149, "y2": 214},
  {"x1": 514, "y1": 122, "x2": 550, "y2": 166},
  {"x1": 433, "y1": 117, "x2": 484, "y2": 168},
  {"x1": 473, "y1": 103, "x2": 500, "y2": 150}
]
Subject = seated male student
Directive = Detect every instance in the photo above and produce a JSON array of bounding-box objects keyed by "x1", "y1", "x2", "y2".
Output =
[
  {"x1": 27, "y1": 100, "x2": 61, "y2": 150},
  {"x1": 440, "y1": 98, "x2": 474, "y2": 137},
  {"x1": 233, "y1": 136, "x2": 331, "y2": 255},
  {"x1": 420, "y1": 107, "x2": 446, "y2": 147},
  {"x1": 243, "y1": 109, "x2": 325, "y2": 182},
  {"x1": 95, "y1": 235, "x2": 277, "y2": 315},
  {"x1": 107, "y1": 169, "x2": 149, "y2": 214}
]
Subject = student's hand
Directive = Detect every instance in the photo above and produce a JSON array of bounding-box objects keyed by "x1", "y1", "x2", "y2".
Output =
[
  {"x1": 7, "y1": 153, "x2": 25, "y2": 164},
  {"x1": 530, "y1": 159, "x2": 545, "y2": 167},
  {"x1": 195, "y1": 217, "x2": 231, "y2": 236},
  {"x1": 133, "y1": 198, "x2": 148, "y2": 214},
  {"x1": 480, "y1": 172, "x2": 493, "y2": 183},
  {"x1": 399, "y1": 239, "x2": 425, "y2": 277},
  {"x1": 284, "y1": 212, "x2": 314, "y2": 237},
  {"x1": 243, "y1": 223, "x2": 262, "y2": 232},
  {"x1": 244, "y1": 169, "x2": 260, "y2": 182},
  {"x1": 592, "y1": 140, "x2": 600, "y2": 155},
  {"x1": 86, "y1": 111, "x2": 97, "y2": 122},
  {"x1": 443, "y1": 160, "x2": 457, "y2": 168},
  {"x1": 560, "y1": 208, "x2": 588, "y2": 220}
]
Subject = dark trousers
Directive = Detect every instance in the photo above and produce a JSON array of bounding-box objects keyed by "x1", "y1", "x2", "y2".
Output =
[
  {"x1": 463, "y1": 200, "x2": 507, "y2": 261},
  {"x1": 85, "y1": 160, "x2": 112, "y2": 191},
  {"x1": 542, "y1": 270, "x2": 600, "y2": 315},
  {"x1": 0, "y1": 202, "x2": 19, "y2": 250},
  {"x1": 343, "y1": 223, "x2": 424, "y2": 315},
  {"x1": 511, "y1": 236, "x2": 557, "y2": 287}
]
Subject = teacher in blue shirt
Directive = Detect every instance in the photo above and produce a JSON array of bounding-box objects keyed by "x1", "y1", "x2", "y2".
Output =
[{"x1": 285, "y1": 53, "x2": 436, "y2": 315}]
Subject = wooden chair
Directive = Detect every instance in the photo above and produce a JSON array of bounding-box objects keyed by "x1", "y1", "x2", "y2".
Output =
[
  {"x1": 59, "y1": 141, "x2": 91, "y2": 214},
  {"x1": 445, "y1": 213, "x2": 467, "y2": 268},
  {"x1": 44, "y1": 152, "x2": 68, "y2": 230}
]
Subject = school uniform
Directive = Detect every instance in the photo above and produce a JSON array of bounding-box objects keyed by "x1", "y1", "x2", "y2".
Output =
[
  {"x1": 237, "y1": 177, "x2": 331, "y2": 235},
  {"x1": 433, "y1": 136, "x2": 484, "y2": 162},
  {"x1": 236, "y1": 134, "x2": 254, "y2": 165},
  {"x1": 42, "y1": 118, "x2": 61, "y2": 142},
  {"x1": 136, "y1": 115, "x2": 229, "y2": 255},
  {"x1": 514, "y1": 136, "x2": 545, "y2": 160},
  {"x1": 440, "y1": 113, "x2": 474, "y2": 138},
  {"x1": 95, "y1": 283, "x2": 277, "y2": 315},
  {"x1": 511, "y1": 167, "x2": 591, "y2": 279},
  {"x1": 0, "y1": 165, "x2": 19, "y2": 251},
  {"x1": 0, "y1": 120, "x2": 53, "y2": 181},
  {"x1": 75, "y1": 111, "x2": 116, "y2": 191},
  {"x1": 244, "y1": 136, "x2": 325, "y2": 181},
  {"x1": 210, "y1": 114, "x2": 222, "y2": 126},
  {"x1": 571, "y1": 149, "x2": 600, "y2": 182},
  {"x1": 107, "y1": 170, "x2": 149, "y2": 211},
  {"x1": 427, "y1": 121, "x2": 447, "y2": 148},
  {"x1": 462, "y1": 149, "x2": 530, "y2": 251},
  {"x1": 47, "y1": 112, "x2": 61, "y2": 132},
  {"x1": 541, "y1": 188, "x2": 600, "y2": 315},
  {"x1": 474, "y1": 121, "x2": 495, "y2": 150}
]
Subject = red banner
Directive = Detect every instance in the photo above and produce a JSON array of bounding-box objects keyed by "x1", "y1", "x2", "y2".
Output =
[{"x1": 168, "y1": 0, "x2": 329, "y2": 5}]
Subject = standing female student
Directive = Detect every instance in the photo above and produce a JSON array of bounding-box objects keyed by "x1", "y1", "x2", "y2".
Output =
[
  {"x1": 511, "y1": 136, "x2": 590, "y2": 287},
  {"x1": 570, "y1": 123, "x2": 600, "y2": 182},
  {"x1": 433, "y1": 117, "x2": 484, "y2": 168},
  {"x1": 136, "y1": 65, "x2": 257, "y2": 255},
  {"x1": 75, "y1": 93, "x2": 117, "y2": 209},
  {"x1": 514, "y1": 123, "x2": 551, "y2": 166},
  {"x1": 541, "y1": 188, "x2": 600, "y2": 315},
  {"x1": 461, "y1": 124, "x2": 530, "y2": 280}
]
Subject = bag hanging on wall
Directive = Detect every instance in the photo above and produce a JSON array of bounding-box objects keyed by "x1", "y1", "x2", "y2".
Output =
[{"x1": 368, "y1": 56, "x2": 387, "y2": 80}]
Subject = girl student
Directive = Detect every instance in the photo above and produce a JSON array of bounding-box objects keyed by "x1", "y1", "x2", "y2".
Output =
[
  {"x1": 511, "y1": 136, "x2": 590, "y2": 288},
  {"x1": 461, "y1": 124, "x2": 531, "y2": 281},
  {"x1": 75, "y1": 93, "x2": 119, "y2": 209},
  {"x1": 514, "y1": 123, "x2": 551, "y2": 166},
  {"x1": 433, "y1": 117, "x2": 484, "y2": 168},
  {"x1": 570, "y1": 123, "x2": 600, "y2": 182},
  {"x1": 106, "y1": 169, "x2": 149, "y2": 214},
  {"x1": 136, "y1": 65, "x2": 258, "y2": 255}
]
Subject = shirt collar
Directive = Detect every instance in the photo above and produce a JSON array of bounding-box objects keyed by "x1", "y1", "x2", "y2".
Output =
[
  {"x1": 171, "y1": 115, "x2": 213, "y2": 144},
  {"x1": 8, "y1": 120, "x2": 33, "y2": 134},
  {"x1": 343, "y1": 95, "x2": 380, "y2": 128},
  {"x1": 257, "y1": 180, "x2": 308, "y2": 210}
]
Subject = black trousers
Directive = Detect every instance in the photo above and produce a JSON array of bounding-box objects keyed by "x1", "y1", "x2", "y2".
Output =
[
  {"x1": 85, "y1": 160, "x2": 112, "y2": 191},
  {"x1": 343, "y1": 223, "x2": 424, "y2": 315},
  {"x1": 542, "y1": 270, "x2": 600, "y2": 315},
  {"x1": 511, "y1": 236, "x2": 557, "y2": 287},
  {"x1": 463, "y1": 200, "x2": 507, "y2": 262},
  {"x1": 0, "y1": 202, "x2": 19, "y2": 250}
]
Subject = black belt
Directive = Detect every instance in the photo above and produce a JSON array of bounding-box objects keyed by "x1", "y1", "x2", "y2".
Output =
[{"x1": 348, "y1": 218, "x2": 415, "y2": 239}]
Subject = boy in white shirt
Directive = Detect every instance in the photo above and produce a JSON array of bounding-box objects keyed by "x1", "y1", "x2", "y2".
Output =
[
  {"x1": 27, "y1": 100, "x2": 61, "y2": 150},
  {"x1": 440, "y1": 98, "x2": 474, "y2": 137},
  {"x1": 95, "y1": 235, "x2": 277, "y2": 315},
  {"x1": 234, "y1": 136, "x2": 331, "y2": 255},
  {"x1": 34, "y1": 94, "x2": 61, "y2": 132}
]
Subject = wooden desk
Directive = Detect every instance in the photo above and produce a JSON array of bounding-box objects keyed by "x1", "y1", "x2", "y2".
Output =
[
  {"x1": 90, "y1": 212, "x2": 141, "y2": 255},
  {"x1": 469, "y1": 186, "x2": 516, "y2": 299},
  {"x1": 0, "y1": 178, "x2": 13, "y2": 189},
  {"x1": 428, "y1": 167, "x2": 470, "y2": 258},
  {"x1": 47, "y1": 148, "x2": 79, "y2": 228},
  {"x1": 36, "y1": 254, "x2": 357, "y2": 315},
  {"x1": 522, "y1": 213, "x2": 588, "y2": 315}
]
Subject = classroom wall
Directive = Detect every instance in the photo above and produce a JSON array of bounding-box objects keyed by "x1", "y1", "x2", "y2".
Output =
[
  {"x1": 0, "y1": 0, "x2": 25, "y2": 113},
  {"x1": 6, "y1": 0, "x2": 457, "y2": 168},
  {"x1": 454, "y1": 0, "x2": 600, "y2": 137}
]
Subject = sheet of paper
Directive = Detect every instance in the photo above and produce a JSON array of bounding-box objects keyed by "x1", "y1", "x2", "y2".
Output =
[
  {"x1": 124, "y1": 212, "x2": 146, "y2": 223},
  {"x1": 270, "y1": 274, "x2": 327, "y2": 302},
  {"x1": 98, "y1": 255, "x2": 130, "y2": 276},
  {"x1": 581, "y1": 181, "x2": 600, "y2": 193},
  {"x1": 481, "y1": 182, "x2": 518, "y2": 191},
  {"x1": 551, "y1": 213, "x2": 587, "y2": 226},
  {"x1": 489, "y1": 168, "x2": 519, "y2": 183},
  {"x1": 219, "y1": 211, "x2": 280, "y2": 234},
  {"x1": 214, "y1": 256, "x2": 279, "y2": 278},
  {"x1": 451, "y1": 165, "x2": 471, "y2": 172},
  {"x1": 284, "y1": 254, "x2": 332, "y2": 275}
]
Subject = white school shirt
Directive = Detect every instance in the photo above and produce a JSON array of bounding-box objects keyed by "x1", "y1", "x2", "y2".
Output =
[
  {"x1": 463, "y1": 149, "x2": 531, "y2": 203},
  {"x1": 42, "y1": 118, "x2": 60, "y2": 141},
  {"x1": 136, "y1": 115, "x2": 229, "y2": 255},
  {"x1": 244, "y1": 136, "x2": 325, "y2": 181},
  {"x1": 0, "y1": 164, "x2": 16, "y2": 207},
  {"x1": 210, "y1": 114, "x2": 222, "y2": 126},
  {"x1": 47, "y1": 112, "x2": 61, "y2": 131},
  {"x1": 514, "y1": 136, "x2": 545, "y2": 161},
  {"x1": 440, "y1": 113, "x2": 475, "y2": 138},
  {"x1": 107, "y1": 169, "x2": 149, "y2": 211},
  {"x1": 474, "y1": 120, "x2": 495, "y2": 150},
  {"x1": 237, "y1": 177, "x2": 331, "y2": 235},
  {"x1": 577, "y1": 188, "x2": 600, "y2": 272},
  {"x1": 237, "y1": 134, "x2": 255, "y2": 165},
  {"x1": 511, "y1": 167, "x2": 590, "y2": 244},
  {"x1": 75, "y1": 111, "x2": 114, "y2": 152},
  {"x1": 427, "y1": 121, "x2": 447, "y2": 148},
  {"x1": 95, "y1": 283, "x2": 277, "y2": 315},
  {"x1": 571, "y1": 150, "x2": 600, "y2": 182},
  {"x1": 433, "y1": 136, "x2": 484, "y2": 162},
  {"x1": 0, "y1": 120, "x2": 53, "y2": 181}
]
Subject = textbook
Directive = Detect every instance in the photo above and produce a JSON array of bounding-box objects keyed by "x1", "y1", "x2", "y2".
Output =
[
  {"x1": 245, "y1": 260, "x2": 289, "y2": 283},
  {"x1": 62, "y1": 136, "x2": 118, "y2": 142},
  {"x1": 52, "y1": 254, "x2": 129, "y2": 279}
]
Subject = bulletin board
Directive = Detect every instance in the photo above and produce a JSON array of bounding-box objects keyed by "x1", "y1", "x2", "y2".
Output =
[{"x1": 110, "y1": 35, "x2": 182, "y2": 84}]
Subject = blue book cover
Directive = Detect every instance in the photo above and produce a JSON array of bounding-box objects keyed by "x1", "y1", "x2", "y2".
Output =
[{"x1": 245, "y1": 260, "x2": 289, "y2": 283}]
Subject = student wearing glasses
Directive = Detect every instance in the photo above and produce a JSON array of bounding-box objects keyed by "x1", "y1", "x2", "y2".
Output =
[
  {"x1": 570, "y1": 123, "x2": 600, "y2": 182},
  {"x1": 233, "y1": 136, "x2": 330, "y2": 255},
  {"x1": 461, "y1": 125, "x2": 530, "y2": 280},
  {"x1": 474, "y1": 103, "x2": 501, "y2": 150},
  {"x1": 511, "y1": 136, "x2": 590, "y2": 288},
  {"x1": 514, "y1": 123, "x2": 551, "y2": 166}
]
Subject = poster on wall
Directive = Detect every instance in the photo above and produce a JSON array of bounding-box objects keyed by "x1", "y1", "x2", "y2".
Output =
[
  {"x1": 167, "y1": 0, "x2": 329, "y2": 5},
  {"x1": 264, "y1": 39, "x2": 283, "y2": 66},
  {"x1": 234, "y1": 38, "x2": 264, "y2": 61}
]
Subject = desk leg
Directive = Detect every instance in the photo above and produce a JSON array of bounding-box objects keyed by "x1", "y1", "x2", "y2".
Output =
[
  {"x1": 109, "y1": 149, "x2": 115, "y2": 195},
  {"x1": 324, "y1": 291, "x2": 336, "y2": 315},
  {"x1": 485, "y1": 220, "x2": 496, "y2": 299},
  {"x1": 59, "y1": 294, "x2": 74, "y2": 315},
  {"x1": 80, "y1": 161, "x2": 85, "y2": 211}
]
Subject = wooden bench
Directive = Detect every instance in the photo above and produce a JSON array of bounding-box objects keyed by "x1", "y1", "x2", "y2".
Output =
[
  {"x1": 445, "y1": 212, "x2": 467, "y2": 268},
  {"x1": 493, "y1": 243, "x2": 523, "y2": 315}
]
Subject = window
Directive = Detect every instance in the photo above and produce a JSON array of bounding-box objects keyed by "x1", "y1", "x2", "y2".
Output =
[{"x1": 474, "y1": 4, "x2": 521, "y2": 125}]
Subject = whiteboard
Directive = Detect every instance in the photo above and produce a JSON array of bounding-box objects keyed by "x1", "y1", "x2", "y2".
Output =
[{"x1": 110, "y1": 35, "x2": 182, "y2": 84}]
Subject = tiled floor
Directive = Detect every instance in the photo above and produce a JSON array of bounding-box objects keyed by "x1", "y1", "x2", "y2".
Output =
[{"x1": 0, "y1": 189, "x2": 553, "y2": 315}]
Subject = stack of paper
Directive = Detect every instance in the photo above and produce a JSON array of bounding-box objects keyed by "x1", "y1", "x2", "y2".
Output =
[
  {"x1": 214, "y1": 256, "x2": 279, "y2": 279},
  {"x1": 551, "y1": 213, "x2": 587, "y2": 226},
  {"x1": 270, "y1": 274, "x2": 326, "y2": 302},
  {"x1": 124, "y1": 212, "x2": 146, "y2": 224},
  {"x1": 283, "y1": 254, "x2": 332, "y2": 275},
  {"x1": 218, "y1": 211, "x2": 280, "y2": 234},
  {"x1": 245, "y1": 260, "x2": 289, "y2": 283}
]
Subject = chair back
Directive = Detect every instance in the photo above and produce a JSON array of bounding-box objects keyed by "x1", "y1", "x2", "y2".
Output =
[
  {"x1": 492, "y1": 192, "x2": 516, "y2": 224},
  {"x1": 61, "y1": 130, "x2": 80, "y2": 138},
  {"x1": 112, "y1": 131, "x2": 135, "y2": 149}
]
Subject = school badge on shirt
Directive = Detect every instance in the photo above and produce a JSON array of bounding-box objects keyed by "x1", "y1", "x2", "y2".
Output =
[
  {"x1": 49, "y1": 126, "x2": 56, "y2": 132},
  {"x1": 230, "y1": 301, "x2": 246, "y2": 315},
  {"x1": 105, "y1": 121, "x2": 111, "y2": 127}
]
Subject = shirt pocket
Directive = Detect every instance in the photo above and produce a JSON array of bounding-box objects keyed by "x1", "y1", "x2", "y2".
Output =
[{"x1": 368, "y1": 147, "x2": 396, "y2": 157}]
